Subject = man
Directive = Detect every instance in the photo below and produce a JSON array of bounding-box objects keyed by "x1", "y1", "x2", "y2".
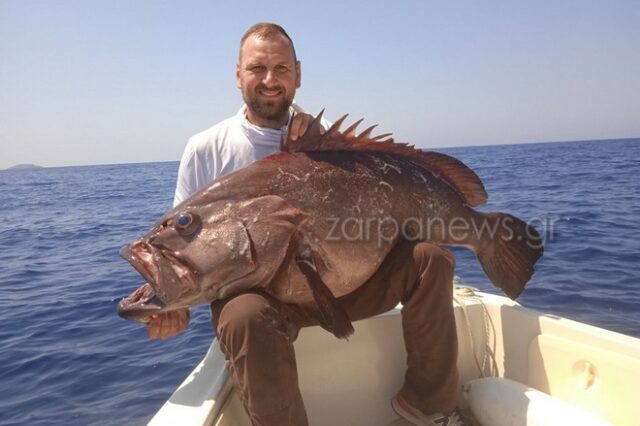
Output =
[{"x1": 145, "y1": 23, "x2": 473, "y2": 426}]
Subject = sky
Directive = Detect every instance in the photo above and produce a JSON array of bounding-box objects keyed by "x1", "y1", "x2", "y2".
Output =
[{"x1": 1, "y1": 0, "x2": 639, "y2": 169}]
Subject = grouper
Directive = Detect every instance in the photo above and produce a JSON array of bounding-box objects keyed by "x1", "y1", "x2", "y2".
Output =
[{"x1": 118, "y1": 112, "x2": 543, "y2": 338}]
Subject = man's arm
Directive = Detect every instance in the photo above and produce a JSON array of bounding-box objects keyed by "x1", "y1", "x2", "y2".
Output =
[{"x1": 173, "y1": 139, "x2": 201, "y2": 207}]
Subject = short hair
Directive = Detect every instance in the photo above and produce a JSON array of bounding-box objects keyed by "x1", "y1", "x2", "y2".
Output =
[{"x1": 239, "y1": 22, "x2": 297, "y2": 61}]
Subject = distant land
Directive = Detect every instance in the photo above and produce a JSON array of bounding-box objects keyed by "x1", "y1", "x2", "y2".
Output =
[{"x1": 6, "y1": 164, "x2": 45, "y2": 170}]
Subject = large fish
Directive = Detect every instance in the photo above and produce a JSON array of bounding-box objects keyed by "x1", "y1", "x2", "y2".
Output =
[{"x1": 118, "y1": 113, "x2": 543, "y2": 338}]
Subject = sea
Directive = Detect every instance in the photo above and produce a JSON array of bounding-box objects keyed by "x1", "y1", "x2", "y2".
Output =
[{"x1": 0, "y1": 138, "x2": 638, "y2": 425}]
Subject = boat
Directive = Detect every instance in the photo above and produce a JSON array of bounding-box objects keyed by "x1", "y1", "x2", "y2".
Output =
[{"x1": 146, "y1": 283, "x2": 640, "y2": 425}]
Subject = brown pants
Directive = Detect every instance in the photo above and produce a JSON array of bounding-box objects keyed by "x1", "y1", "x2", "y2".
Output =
[{"x1": 211, "y1": 241, "x2": 459, "y2": 426}]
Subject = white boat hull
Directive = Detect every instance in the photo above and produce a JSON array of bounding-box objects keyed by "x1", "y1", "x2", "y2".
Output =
[{"x1": 148, "y1": 287, "x2": 640, "y2": 425}]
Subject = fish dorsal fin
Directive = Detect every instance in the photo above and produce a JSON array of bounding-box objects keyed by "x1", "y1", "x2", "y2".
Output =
[{"x1": 283, "y1": 111, "x2": 487, "y2": 206}]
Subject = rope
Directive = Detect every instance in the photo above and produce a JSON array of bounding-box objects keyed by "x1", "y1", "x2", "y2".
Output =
[{"x1": 453, "y1": 278, "x2": 498, "y2": 378}]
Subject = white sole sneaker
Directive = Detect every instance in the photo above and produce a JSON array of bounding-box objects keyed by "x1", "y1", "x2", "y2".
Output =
[{"x1": 391, "y1": 393, "x2": 468, "y2": 426}]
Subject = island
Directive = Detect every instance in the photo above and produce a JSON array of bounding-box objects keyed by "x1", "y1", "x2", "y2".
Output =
[{"x1": 6, "y1": 164, "x2": 45, "y2": 170}]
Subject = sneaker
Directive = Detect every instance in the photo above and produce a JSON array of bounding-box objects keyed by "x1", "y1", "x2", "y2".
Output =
[{"x1": 391, "y1": 393, "x2": 475, "y2": 426}]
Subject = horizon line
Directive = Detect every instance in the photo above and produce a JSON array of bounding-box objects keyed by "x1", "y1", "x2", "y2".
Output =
[{"x1": 3, "y1": 135, "x2": 638, "y2": 171}]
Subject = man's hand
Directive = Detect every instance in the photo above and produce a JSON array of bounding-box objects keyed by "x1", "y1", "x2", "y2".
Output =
[
  {"x1": 289, "y1": 112, "x2": 325, "y2": 141},
  {"x1": 145, "y1": 308, "x2": 190, "y2": 340}
]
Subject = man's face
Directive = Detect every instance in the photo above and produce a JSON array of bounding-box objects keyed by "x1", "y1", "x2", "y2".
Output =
[{"x1": 236, "y1": 34, "x2": 301, "y2": 128}]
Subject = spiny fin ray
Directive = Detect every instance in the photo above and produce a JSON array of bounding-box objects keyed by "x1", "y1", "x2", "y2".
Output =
[
  {"x1": 282, "y1": 110, "x2": 487, "y2": 206},
  {"x1": 343, "y1": 118, "x2": 364, "y2": 137}
]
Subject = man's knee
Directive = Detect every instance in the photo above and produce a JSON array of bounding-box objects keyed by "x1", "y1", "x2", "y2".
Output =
[
  {"x1": 212, "y1": 292, "x2": 272, "y2": 334},
  {"x1": 211, "y1": 292, "x2": 296, "y2": 345},
  {"x1": 412, "y1": 242, "x2": 456, "y2": 271}
]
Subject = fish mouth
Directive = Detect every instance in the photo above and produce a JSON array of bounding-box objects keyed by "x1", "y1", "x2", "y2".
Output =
[
  {"x1": 117, "y1": 282, "x2": 165, "y2": 322},
  {"x1": 118, "y1": 242, "x2": 198, "y2": 321},
  {"x1": 120, "y1": 243, "x2": 159, "y2": 289}
]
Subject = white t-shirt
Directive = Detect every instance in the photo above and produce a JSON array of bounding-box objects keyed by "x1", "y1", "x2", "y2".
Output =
[{"x1": 173, "y1": 104, "x2": 330, "y2": 206}]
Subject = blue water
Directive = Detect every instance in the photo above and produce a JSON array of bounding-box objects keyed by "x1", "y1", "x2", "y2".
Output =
[{"x1": 0, "y1": 138, "x2": 638, "y2": 425}]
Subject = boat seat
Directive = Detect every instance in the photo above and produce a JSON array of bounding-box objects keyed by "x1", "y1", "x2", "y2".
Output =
[
  {"x1": 527, "y1": 334, "x2": 639, "y2": 425},
  {"x1": 464, "y1": 377, "x2": 611, "y2": 425}
]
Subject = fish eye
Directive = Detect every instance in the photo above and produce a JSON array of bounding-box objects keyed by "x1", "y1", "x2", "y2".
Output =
[
  {"x1": 174, "y1": 212, "x2": 201, "y2": 236},
  {"x1": 177, "y1": 213, "x2": 192, "y2": 227}
]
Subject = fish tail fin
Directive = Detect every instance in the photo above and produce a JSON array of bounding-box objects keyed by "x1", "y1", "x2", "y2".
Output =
[{"x1": 475, "y1": 212, "x2": 544, "y2": 299}]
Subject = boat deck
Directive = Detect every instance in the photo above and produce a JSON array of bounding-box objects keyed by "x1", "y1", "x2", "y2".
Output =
[{"x1": 149, "y1": 288, "x2": 640, "y2": 426}]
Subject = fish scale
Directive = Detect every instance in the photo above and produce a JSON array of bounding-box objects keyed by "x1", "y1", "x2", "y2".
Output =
[{"x1": 118, "y1": 114, "x2": 543, "y2": 339}]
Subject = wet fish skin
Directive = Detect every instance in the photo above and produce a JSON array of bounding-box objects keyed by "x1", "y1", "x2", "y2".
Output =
[{"x1": 118, "y1": 114, "x2": 543, "y2": 338}]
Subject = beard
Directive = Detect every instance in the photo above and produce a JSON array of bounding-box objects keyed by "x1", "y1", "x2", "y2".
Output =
[{"x1": 243, "y1": 85, "x2": 294, "y2": 124}]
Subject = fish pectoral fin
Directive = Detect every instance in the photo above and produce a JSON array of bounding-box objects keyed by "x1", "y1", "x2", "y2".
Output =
[{"x1": 295, "y1": 257, "x2": 354, "y2": 340}]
